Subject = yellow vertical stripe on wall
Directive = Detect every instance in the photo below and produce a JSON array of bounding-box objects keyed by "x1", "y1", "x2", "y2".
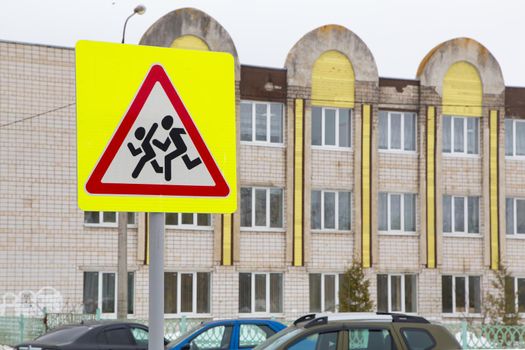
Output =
[
  {"x1": 171, "y1": 35, "x2": 210, "y2": 51},
  {"x1": 442, "y1": 61, "x2": 482, "y2": 117},
  {"x1": 426, "y1": 106, "x2": 436, "y2": 269},
  {"x1": 362, "y1": 104, "x2": 371, "y2": 268},
  {"x1": 222, "y1": 214, "x2": 232, "y2": 266},
  {"x1": 293, "y1": 99, "x2": 304, "y2": 266},
  {"x1": 490, "y1": 110, "x2": 500, "y2": 270},
  {"x1": 311, "y1": 50, "x2": 355, "y2": 108}
]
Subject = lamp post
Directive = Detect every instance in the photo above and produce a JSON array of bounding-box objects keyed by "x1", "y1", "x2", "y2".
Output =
[
  {"x1": 117, "y1": 4, "x2": 146, "y2": 321},
  {"x1": 121, "y1": 4, "x2": 146, "y2": 44}
]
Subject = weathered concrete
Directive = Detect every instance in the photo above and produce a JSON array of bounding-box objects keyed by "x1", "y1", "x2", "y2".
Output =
[
  {"x1": 285, "y1": 25, "x2": 379, "y2": 86},
  {"x1": 139, "y1": 8, "x2": 240, "y2": 80},
  {"x1": 417, "y1": 37, "x2": 505, "y2": 95}
]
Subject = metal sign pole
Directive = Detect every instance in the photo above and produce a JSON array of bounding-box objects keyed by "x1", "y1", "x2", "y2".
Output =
[{"x1": 148, "y1": 212, "x2": 165, "y2": 350}]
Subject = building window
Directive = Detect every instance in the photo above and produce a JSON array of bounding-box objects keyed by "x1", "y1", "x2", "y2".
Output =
[
  {"x1": 83, "y1": 271, "x2": 134, "y2": 315},
  {"x1": 238, "y1": 273, "x2": 283, "y2": 314},
  {"x1": 240, "y1": 187, "x2": 283, "y2": 229},
  {"x1": 240, "y1": 101, "x2": 283, "y2": 144},
  {"x1": 506, "y1": 198, "x2": 525, "y2": 235},
  {"x1": 377, "y1": 274, "x2": 417, "y2": 313},
  {"x1": 164, "y1": 272, "x2": 210, "y2": 314},
  {"x1": 505, "y1": 277, "x2": 525, "y2": 313},
  {"x1": 311, "y1": 107, "x2": 352, "y2": 148},
  {"x1": 505, "y1": 119, "x2": 525, "y2": 157},
  {"x1": 442, "y1": 275, "x2": 481, "y2": 314},
  {"x1": 379, "y1": 111, "x2": 416, "y2": 151},
  {"x1": 379, "y1": 193, "x2": 416, "y2": 233},
  {"x1": 84, "y1": 212, "x2": 136, "y2": 227},
  {"x1": 309, "y1": 273, "x2": 345, "y2": 312},
  {"x1": 442, "y1": 116, "x2": 479, "y2": 155},
  {"x1": 443, "y1": 196, "x2": 479, "y2": 234},
  {"x1": 311, "y1": 190, "x2": 351, "y2": 231},
  {"x1": 165, "y1": 213, "x2": 212, "y2": 229}
]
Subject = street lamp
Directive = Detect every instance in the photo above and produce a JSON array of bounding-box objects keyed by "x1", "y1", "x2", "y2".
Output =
[
  {"x1": 117, "y1": 4, "x2": 146, "y2": 320},
  {"x1": 121, "y1": 4, "x2": 146, "y2": 43}
]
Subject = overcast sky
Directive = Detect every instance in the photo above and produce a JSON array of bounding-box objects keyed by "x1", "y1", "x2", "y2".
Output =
[{"x1": 3, "y1": 0, "x2": 525, "y2": 86}]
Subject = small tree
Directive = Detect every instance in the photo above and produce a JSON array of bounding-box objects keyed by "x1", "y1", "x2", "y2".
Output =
[
  {"x1": 483, "y1": 265, "x2": 520, "y2": 325},
  {"x1": 339, "y1": 258, "x2": 374, "y2": 312}
]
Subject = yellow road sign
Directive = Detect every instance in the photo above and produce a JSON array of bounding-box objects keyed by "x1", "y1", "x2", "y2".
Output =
[{"x1": 76, "y1": 40, "x2": 236, "y2": 213}]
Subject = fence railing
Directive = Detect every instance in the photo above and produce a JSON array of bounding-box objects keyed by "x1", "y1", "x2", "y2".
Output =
[
  {"x1": 2, "y1": 313, "x2": 525, "y2": 349},
  {"x1": 444, "y1": 322, "x2": 525, "y2": 349}
]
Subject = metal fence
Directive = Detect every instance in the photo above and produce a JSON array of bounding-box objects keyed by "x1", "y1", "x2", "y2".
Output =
[{"x1": 2, "y1": 313, "x2": 525, "y2": 349}]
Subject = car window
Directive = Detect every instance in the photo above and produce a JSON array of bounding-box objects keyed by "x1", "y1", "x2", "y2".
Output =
[
  {"x1": 190, "y1": 325, "x2": 233, "y2": 350},
  {"x1": 287, "y1": 331, "x2": 338, "y2": 350},
  {"x1": 35, "y1": 326, "x2": 90, "y2": 343},
  {"x1": 130, "y1": 327, "x2": 149, "y2": 346},
  {"x1": 105, "y1": 327, "x2": 133, "y2": 345},
  {"x1": 348, "y1": 329, "x2": 395, "y2": 350},
  {"x1": 239, "y1": 324, "x2": 276, "y2": 348},
  {"x1": 254, "y1": 327, "x2": 303, "y2": 350},
  {"x1": 401, "y1": 329, "x2": 435, "y2": 350}
]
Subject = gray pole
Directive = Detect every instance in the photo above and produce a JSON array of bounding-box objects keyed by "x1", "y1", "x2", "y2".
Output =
[
  {"x1": 117, "y1": 212, "x2": 128, "y2": 319},
  {"x1": 148, "y1": 212, "x2": 165, "y2": 350}
]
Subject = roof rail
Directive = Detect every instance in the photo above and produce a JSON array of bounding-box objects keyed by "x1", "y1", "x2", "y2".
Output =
[
  {"x1": 304, "y1": 316, "x2": 328, "y2": 328},
  {"x1": 376, "y1": 313, "x2": 429, "y2": 324},
  {"x1": 293, "y1": 314, "x2": 317, "y2": 325}
]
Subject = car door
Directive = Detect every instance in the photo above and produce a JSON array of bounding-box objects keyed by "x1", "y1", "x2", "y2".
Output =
[
  {"x1": 99, "y1": 325, "x2": 138, "y2": 350},
  {"x1": 183, "y1": 324, "x2": 234, "y2": 350},
  {"x1": 129, "y1": 325, "x2": 149, "y2": 350},
  {"x1": 235, "y1": 323, "x2": 281, "y2": 350}
]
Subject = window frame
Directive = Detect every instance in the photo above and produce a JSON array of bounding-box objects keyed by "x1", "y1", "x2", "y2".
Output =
[
  {"x1": 309, "y1": 273, "x2": 340, "y2": 313},
  {"x1": 83, "y1": 212, "x2": 136, "y2": 228},
  {"x1": 506, "y1": 197, "x2": 525, "y2": 237},
  {"x1": 311, "y1": 106, "x2": 353, "y2": 150},
  {"x1": 442, "y1": 275, "x2": 481, "y2": 315},
  {"x1": 311, "y1": 190, "x2": 352, "y2": 232},
  {"x1": 240, "y1": 187, "x2": 284, "y2": 231},
  {"x1": 378, "y1": 110, "x2": 417, "y2": 153},
  {"x1": 442, "y1": 116, "x2": 480, "y2": 156},
  {"x1": 377, "y1": 274, "x2": 417, "y2": 314},
  {"x1": 238, "y1": 272, "x2": 284, "y2": 315},
  {"x1": 378, "y1": 192, "x2": 417, "y2": 234},
  {"x1": 240, "y1": 100, "x2": 285, "y2": 146},
  {"x1": 164, "y1": 271, "x2": 211, "y2": 317},
  {"x1": 509, "y1": 277, "x2": 525, "y2": 314},
  {"x1": 442, "y1": 195, "x2": 480, "y2": 235},
  {"x1": 505, "y1": 118, "x2": 525, "y2": 158},
  {"x1": 165, "y1": 213, "x2": 213, "y2": 230},
  {"x1": 83, "y1": 271, "x2": 135, "y2": 318}
]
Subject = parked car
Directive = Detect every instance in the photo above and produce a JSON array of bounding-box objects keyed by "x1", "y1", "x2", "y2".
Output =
[
  {"x1": 15, "y1": 321, "x2": 167, "y2": 350},
  {"x1": 166, "y1": 319, "x2": 286, "y2": 350},
  {"x1": 254, "y1": 313, "x2": 462, "y2": 350}
]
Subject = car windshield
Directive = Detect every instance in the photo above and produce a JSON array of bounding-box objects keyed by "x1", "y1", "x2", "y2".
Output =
[
  {"x1": 35, "y1": 326, "x2": 90, "y2": 344},
  {"x1": 166, "y1": 323, "x2": 204, "y2": 347},
  {"x1": 254, "y1": 326, "x2": 303, "y2": 350}
]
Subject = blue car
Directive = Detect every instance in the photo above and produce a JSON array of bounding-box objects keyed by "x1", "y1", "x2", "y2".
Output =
[{"x1": 166, "y1": 319, "x2": 286, "y2": 350}]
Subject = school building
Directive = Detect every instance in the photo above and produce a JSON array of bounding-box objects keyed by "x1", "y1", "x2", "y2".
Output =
[{"x1": 1, "y1": 7, "x2": 525, "y2": 322}]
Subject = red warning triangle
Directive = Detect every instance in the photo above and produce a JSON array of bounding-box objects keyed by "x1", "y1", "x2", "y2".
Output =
[{"x1": 85, "y1": 64, "x2": 230, "y2": 197}]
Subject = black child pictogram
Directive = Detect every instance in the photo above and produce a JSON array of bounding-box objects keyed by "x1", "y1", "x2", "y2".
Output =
[
  {"x1": 153, "y1": 115, "x2": 202, "y2": 181},
  {"x1": 127, "y1": 124, "x2": 163, "y2": 178}
]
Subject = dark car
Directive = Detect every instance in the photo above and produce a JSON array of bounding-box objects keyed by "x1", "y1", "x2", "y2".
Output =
[
  {"x1": 15, "y1": 321, "x2": 164, "y2": 350},
  {"x1": 166, "y1": 319, "x2": 286, "y2": 350},
  {"x1": 254, "y1": 313, "x2": 461, "y2": 350}
]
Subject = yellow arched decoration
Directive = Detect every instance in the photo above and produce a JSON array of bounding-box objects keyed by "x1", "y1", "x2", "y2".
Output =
[
  {"x1": 442, "y1": 61, "x2": 482, "y2": 117},
  {"x1": 170, "y1": 35, "x2": 210, "y2": 51},
  {"x1": 311, "y1": 50, "x2": 355, "y2": 108}
]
